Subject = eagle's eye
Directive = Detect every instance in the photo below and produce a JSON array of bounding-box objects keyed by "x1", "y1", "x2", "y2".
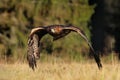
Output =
[{"x1": 51, "y1": 29, "x2": 55, "y2": 33}]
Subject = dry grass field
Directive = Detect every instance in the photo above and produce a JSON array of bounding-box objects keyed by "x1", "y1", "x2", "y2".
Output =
[{"x1": 0, "y1": 61, "x2": 120, "y2": 80}]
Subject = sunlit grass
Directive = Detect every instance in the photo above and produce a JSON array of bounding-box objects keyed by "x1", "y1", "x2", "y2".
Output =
[{"x1": 0, "y1": 60, "x2": 120, "y2": 80}]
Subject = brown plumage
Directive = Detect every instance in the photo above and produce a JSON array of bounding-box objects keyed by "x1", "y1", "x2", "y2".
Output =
[{"x1": 27, "y1": 25, "x2": 102, "y2": 70}]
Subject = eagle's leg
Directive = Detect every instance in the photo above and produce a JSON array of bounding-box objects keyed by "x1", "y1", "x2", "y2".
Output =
[{"x1": 53, "y1": 30, "x2": 71, "y2": 41}]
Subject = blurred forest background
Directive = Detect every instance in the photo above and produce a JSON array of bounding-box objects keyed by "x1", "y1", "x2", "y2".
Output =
[{"x1": 0, "y1": 0, "x2": 120, "y2": 63}]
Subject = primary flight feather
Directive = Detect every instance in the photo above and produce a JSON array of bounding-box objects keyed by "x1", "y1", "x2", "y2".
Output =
[{"x1": 27, "y1": 25, "x2": 102, "y2": 70}]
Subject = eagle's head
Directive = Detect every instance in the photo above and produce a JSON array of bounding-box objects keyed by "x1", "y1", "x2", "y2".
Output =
[
  {"x1": 51, "y1": 27, "x2": 62, "y2": 34},
  {"x1": 51, "y1": 28, "x2": 55, "y2": 33}
]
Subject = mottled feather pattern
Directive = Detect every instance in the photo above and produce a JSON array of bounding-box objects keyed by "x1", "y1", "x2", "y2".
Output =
[{"x1": 27, "y1": 34, "x2": 40, "y2": 70}]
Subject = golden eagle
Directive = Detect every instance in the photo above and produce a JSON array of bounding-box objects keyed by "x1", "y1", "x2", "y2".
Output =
[{"x1": 27, "y1": 25, "x2": 102, "y2": 70}]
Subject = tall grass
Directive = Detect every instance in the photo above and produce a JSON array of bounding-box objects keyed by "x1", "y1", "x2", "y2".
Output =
[{"x1": 0, "y1": 57, "x2": 120, "y2": 80}]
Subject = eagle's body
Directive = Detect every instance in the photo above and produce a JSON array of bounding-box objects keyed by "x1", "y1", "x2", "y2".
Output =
[{"x1": 27, "y1": 25, "x2": 102, "y2": 70}]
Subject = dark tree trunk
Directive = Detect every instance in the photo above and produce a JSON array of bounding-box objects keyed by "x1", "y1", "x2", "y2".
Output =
[{"x1": 88, "y1": 0, "x2": 120, "y2": 57}]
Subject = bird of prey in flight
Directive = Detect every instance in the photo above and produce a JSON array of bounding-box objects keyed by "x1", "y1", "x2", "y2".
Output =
[{"x1": 27, "y1": 25, "x2": 102, "y2": 70}]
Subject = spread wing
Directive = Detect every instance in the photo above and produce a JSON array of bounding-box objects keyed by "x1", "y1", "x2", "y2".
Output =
[
  {"x1": 63, "y1": 26, "x2": 102, "y2": 69},
  {"x1": 27, "y1": 27, "x2": 47, "y2": 70}
]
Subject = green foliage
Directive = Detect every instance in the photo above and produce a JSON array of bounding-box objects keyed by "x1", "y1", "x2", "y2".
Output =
[{"x1": 0, "y1": 0, "x2": 94, "y2": 62}]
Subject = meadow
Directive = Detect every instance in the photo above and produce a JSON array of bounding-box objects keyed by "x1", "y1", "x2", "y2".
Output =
[{"x1": 0, "y1": 59, "x2": 120, "y2": 80}]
